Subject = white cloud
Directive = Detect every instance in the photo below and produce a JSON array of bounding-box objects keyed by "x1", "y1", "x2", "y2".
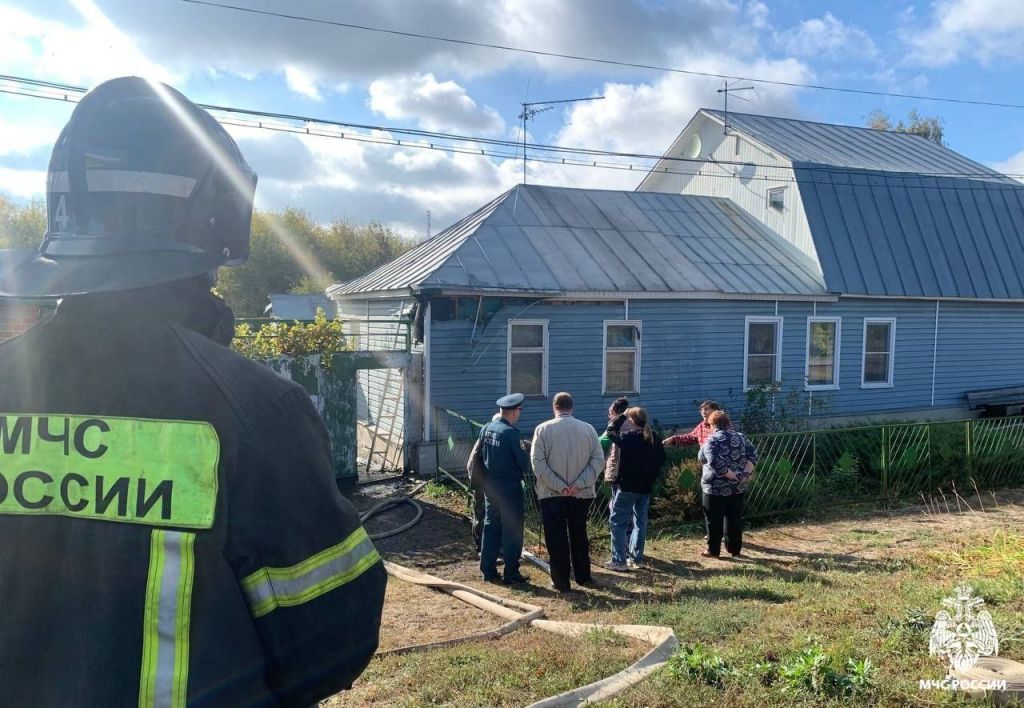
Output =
[
  {"x1": 10, "y1": 0, "x2": 749, "y2": 88},
  {"x1": 223, "y1": 123, "x2": 512, "y2": 235},
  {"x1": 746, "y1": 1, "x2": 770, "y2": 30},
  {"x1": 0, "y1": 167, "x2": 48, "y2": 200},
  {"x1": 368, "y1": 74, "x2": 505, "y2": 135},
  {"x1": 0, "y1": 1, "x2": 176, "y2": 87},
  {"x1": 550, "y1": 54, "x2": 812, "y2": 190},
  {"x1": 904, "y1": 0, "x2": 1024, "y2": 66},
  {"x1": 775, "y1": 12, "x2": 878, "y2": 60},
  {"x1": 283, "y1": 66, "x2": 322, "y2": 101},
  {"x1": 0, "y1": 0, "x2": 815, "y2": 237},
  {"x1": 0, "y1": 116, "x2": 61, "y2": 157},
  {"x1": 991, "y1": 148, "x2": 1024, "y2": 183}
]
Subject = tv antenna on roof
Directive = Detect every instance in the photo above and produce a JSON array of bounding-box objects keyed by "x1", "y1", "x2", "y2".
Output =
[
  {"x1": 717, "y1": 80, "x2": 754, "y2": 135},
  {"x1": 518, "y1": 95, "x2": 604, "y2": 184}
]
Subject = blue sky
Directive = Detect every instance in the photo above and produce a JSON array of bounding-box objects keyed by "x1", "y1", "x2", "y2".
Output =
[{"x1": 3, "y1": 0, "x2": 1024, "y2": 236}]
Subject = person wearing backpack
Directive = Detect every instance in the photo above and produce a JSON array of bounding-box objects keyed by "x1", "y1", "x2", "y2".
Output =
[{"x1": 603, "y1": 407, "x2": 665, "y2": 571}]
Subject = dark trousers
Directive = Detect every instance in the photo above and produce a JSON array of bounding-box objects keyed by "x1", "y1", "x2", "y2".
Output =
[
  {"x1": 540, "y1": 496, "x2": 592, "y2": 589},
  {"x1": 703, "y1": 492, "x2": 744, "y2": 556},
  {"x1": 480, "y1": 479, "x2": 524, "y2": 580},
  {"x1": 471, "y1": 487, "x2": 486, "y2": 551}
]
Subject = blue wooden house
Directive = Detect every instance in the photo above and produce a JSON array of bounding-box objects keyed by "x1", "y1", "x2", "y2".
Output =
[{"x1": 330, "y1": 110, "x2": 1024, "y2": 464}]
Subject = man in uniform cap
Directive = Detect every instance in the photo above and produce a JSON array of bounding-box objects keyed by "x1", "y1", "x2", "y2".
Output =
[{"x1": 477, "y1": 393, "x2": 531, "y2": 584}]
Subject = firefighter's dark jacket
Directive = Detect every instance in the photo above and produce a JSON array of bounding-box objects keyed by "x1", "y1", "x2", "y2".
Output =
[
  {"x1": 0, "y1": 281, "x2": 386, "y2": 707},
  {"x1": 479, "y1": 417, "x2": 530, "y2": 483}
]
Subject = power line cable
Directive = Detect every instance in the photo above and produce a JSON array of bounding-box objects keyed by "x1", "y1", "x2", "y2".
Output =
[
  {"x1": 180, "y1": 0, "x2": 1024, "y2": 111},
  {"x1": 2, "y1": 74, "x2": 1019, "y2": 182}
]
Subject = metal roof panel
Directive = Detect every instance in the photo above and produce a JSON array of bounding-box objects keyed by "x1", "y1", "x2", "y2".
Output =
[
  {"x1": 334, "y1": 184, "x2": 827, "y2": 298},
  {"x1": 704, "y1": 109, "x2": 1009, "y2": 179},
  {"x1": 794, "y1": 164, "x2": 1024, "y2": 298}
]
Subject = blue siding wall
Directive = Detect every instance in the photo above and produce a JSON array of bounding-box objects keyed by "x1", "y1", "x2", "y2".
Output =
[
  {"x1": 934, "y1": 301, "x2": 1024, "y2": 404},
  {"x1": 429, "y1": 296, "x2": 1024, "y2": 435}
]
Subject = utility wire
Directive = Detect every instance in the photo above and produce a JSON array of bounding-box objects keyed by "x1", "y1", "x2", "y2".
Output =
[
  {"x1": 2, "y1": 74, "x2": 1020, "y2": 182},
  {"x1": 8, "y1": 83, "x2": 1024, "y2": 192},
  {"x1": 180, "y1": 0, "x2": 1024, "y2": 111}
]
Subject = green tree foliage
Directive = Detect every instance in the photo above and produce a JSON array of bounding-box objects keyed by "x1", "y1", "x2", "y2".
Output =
[
  {"x1": 232, "y1": 308, "x2": 349, "y2": 366},
  {"x1": 0, "y1": 196, "x2": 410, "y2": 316},
  {"x1": 216, "y1": 208, "x2": 410, "y2": 317},
  {"x1": 866, "y1": 109, "x2": 945, "y2": 145},
  {"x1": 0, "y1": 194, "x2": 46, "y2": 249}
]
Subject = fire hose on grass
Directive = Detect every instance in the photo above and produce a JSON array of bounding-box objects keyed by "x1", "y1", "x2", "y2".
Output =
[
  {"x1": 380, "y1": 560, "x2": 678, "y2": 707},
  {"x1": 357, "y1": 484, "x2": 679, "y2": 706}
]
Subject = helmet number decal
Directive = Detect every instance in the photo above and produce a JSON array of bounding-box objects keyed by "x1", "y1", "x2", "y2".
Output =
[{"x1": 53, "y1": 195, "x2": 69, "y2": 230}]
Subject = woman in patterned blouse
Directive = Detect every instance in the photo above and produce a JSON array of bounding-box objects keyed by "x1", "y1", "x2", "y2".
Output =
[{"x1": 697, "y1": 410, "x2": 758, "y2": 558}]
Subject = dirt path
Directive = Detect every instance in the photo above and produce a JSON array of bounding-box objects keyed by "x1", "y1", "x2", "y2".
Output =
[{"x1": 349, "y1": 484, "x2": 1024, "y2": 650}]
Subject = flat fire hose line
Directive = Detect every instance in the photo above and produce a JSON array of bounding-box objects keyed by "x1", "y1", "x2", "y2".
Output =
[
  {"x1": 381, "y1": 560, "x2": 679, "y2": 707},
  {"x1": 953, "y1": 657, "x2": 1024, "y2": 703}
]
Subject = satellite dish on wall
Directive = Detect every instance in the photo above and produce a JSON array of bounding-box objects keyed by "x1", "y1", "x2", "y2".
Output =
[{"x1": 682, "y1": 134, "x2": 702, "y2": 159}]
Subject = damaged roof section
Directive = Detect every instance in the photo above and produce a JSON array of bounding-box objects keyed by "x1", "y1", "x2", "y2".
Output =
[{"x1": 333, "y1": 184, "x2": 827, "y2": 299}]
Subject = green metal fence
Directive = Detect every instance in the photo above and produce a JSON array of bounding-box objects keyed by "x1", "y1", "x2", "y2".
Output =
[
  {"x1": 435, "y1": 407, "x2": 1024, "y2": 530},
  {"x1": 432, "y1": 407, "x2": 548, "y2": 544},
  {"x1": 743, "y1": 416, "x2": 1024, "y2": 518}
]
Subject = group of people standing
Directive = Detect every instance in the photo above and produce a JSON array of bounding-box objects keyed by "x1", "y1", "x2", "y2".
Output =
[{"x1": 468, "y1": 394, "x2": 758, "y2": 593}]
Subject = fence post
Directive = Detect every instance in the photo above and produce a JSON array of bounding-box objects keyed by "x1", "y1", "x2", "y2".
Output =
[
  {"x1": 433, "y1": 406, "x2": 440, "y2": 483},
  {"x1": 965, "y1": 420, "x2": 973, "y2": 482},
  {"x1": 880, "y1": 425, "x2": 890, "y2": 503}
]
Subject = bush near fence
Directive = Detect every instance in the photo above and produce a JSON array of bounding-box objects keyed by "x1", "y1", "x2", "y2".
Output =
[{"x1": 434, "y1": 408, "x2": 1024, "y2": 538}]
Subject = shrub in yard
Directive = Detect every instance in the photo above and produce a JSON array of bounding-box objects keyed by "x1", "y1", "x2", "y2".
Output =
[
  {"x1": 651, "y1": 452, "x2": 703, "y2": 524},
  {"x1": 821, "y1": 451, "x2": 862, "y2": 500},
  {"x1": 666, "y1": 645, "x2": 733, "y2": 688},
  {"x1": 232, "y1": 309, "x2": 348, "y2": 369},
  {"x1": 778, "y1": 646, "x2": 876, "y2": 698},
  {"x1": 878, "y1": 607, "x2": 930, "y2": 653}
]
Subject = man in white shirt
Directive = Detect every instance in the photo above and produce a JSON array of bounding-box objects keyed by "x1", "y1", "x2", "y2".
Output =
[{"x1": 530, "y1": 392, "x2": 604, "y2": 592}]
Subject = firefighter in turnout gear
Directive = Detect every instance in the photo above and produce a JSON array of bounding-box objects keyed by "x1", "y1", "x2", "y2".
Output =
[{"x1": 0, "y1": 77, "x2": 386, "y2": 707}]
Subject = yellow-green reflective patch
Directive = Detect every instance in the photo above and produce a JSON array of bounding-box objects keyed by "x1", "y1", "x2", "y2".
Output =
[{"x1": 0, "y1": 413, "x2": 219, "y2": 529}]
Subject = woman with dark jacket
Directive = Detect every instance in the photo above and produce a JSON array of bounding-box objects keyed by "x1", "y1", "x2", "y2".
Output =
[{"x1": 603, "y1": 407, "x2": 665, "y2": 571}]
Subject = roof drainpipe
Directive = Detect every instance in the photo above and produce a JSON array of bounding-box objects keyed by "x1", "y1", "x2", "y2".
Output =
[
  {"x1": 423, "y1": 299, "x2": 432, "y2": 442},
  {"x1": 931, "y1": 300, "x2": 940, "y2": 407}
]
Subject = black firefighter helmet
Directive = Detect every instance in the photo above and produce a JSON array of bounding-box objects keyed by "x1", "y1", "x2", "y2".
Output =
[{"x1": 0, "y1": 76, "x2": 257, "y2": 298}]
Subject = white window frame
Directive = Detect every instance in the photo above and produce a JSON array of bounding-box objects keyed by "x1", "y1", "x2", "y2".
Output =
[
  {"x1": 507, "y1": 319, "x2": 548, "y2": 396},
  {"x1": 805, "y1": 316, "x2": 842, "y2": 391},
  {"x1": 602, "y1": 320, "x2": 641, "y2": 395},
  {"x1": 743, "y1": 316, "x2": 783, "y2": 391},
  {"x1": 861, "y1": 317, "x2": 896, "y2": 389},
  {"x1": 767, "y1": 186, "x2": 786, "y2": 212}
]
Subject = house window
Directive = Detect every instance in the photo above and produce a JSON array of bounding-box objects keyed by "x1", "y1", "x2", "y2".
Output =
[
  {"x1": 603, "y1": 321, "x2": 641, "y2": 394},
  {"x1": 806, "y1": 317, "x2": 841, "y2": 390},
  {"x1": 768, "y1": 187, "x2": 786, "y2": 212},
  {"x1": 744, "y1": 317, "x2": 783, "y2": 390},
  {"x1": 862, "y1": 318, "x2": 895, "y2": 387},
  {"x1": 508, "y1": 320, "x2": 548, "y2": 396}
]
